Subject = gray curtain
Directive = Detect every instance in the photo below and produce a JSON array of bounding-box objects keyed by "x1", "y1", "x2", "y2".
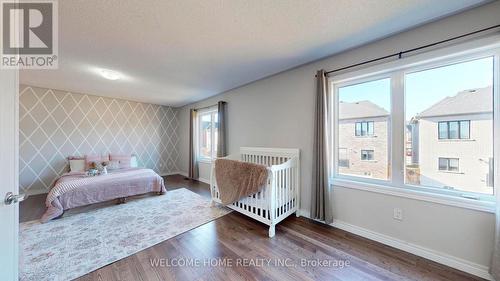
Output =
[
  {"x1": 491, "y1": 195, "x2": 500, "y2": 280},
  {"x1": 311, "y1": 69, "x2": 333, "y2": 223},
  {"x1": 188, "y1": 109, "x2": 199, "y2": 179},
  {"x1": 217, "y1": 101, "x2": 227, "y2": 157}
]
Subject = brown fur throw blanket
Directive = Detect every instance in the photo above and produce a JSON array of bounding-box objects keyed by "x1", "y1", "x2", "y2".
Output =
[{"x1": 214, "y1": 158, "x2": 269, "y2": 205}]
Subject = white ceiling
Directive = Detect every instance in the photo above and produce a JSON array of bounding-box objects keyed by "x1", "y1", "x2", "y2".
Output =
[{"x1": 20, "y1": 0, "x2": 488, "y2": 107}]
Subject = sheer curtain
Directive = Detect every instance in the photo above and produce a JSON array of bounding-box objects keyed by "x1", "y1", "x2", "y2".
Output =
[{"x1": 311, "y1": 69, "x2": 333, "y2": 223}]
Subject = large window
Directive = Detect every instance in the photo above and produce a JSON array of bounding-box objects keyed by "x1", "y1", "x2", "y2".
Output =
[
  {"x1": 332, "y1": 45, "x2": 498, "y2": 202},
  {"x1": 198, "y1": 109, "x2": 218, "y2": 161}
]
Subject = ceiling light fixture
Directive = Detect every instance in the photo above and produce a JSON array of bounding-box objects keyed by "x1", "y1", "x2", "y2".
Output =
[{"x1": 99, "y1": 69, "x2": 121, "y2": 80}]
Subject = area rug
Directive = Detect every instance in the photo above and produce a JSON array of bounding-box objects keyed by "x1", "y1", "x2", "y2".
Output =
[{"x1": 19, "y1": 188, "x2": 230, "y2": 281}]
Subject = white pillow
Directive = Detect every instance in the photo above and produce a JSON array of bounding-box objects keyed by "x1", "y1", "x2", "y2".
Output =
[
  {"x1": 130, "y1": 155, "x2": 138, "y2": 168},
  {"x1": 69, "y1": 159, "x2": 85, "y2": 172},
  {"x1": 107, "y1": 160, "x2": 120, "y2": 170}
]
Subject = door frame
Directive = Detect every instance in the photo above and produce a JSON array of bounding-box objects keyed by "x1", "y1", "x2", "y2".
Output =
[{"x1": 0, "y1": 68, "x2": 20, "y2": 280}]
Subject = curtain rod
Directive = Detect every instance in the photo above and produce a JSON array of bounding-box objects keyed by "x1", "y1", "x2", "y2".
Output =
[
  {"x1": 193, "y1": 101, "x2": 226, "y2": 111},
  {"x1": 320, "y1": 24, "x2": 500, "y2": 77}
]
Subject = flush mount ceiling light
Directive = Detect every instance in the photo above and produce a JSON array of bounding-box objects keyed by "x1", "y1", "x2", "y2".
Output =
[{"x1": 99, "y1": 69, "x2": 121, "y2": 80}]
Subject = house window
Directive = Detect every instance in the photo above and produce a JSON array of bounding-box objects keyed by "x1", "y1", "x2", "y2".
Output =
[
  {"x1": 355, "y1": 121, "x2": 374, "y2": 136},
  {"x1": 438, "y1": 121, "x2": 470, "y2": 140},
  {"x1": 361, "y1": 150, "x2": 374, "y2": 161},
  {"x1": 438, "y1": 158, "x2": 459, "y2": 172},
  {"x1": 338, "y1": 148, "x2": 349, "y2": 167},
  {"x1": 198, "y1": 109, "x2": 218, "y2": 161},
  {"x1": 332, "y1": 46, "x2": 497, "y2": 201}
]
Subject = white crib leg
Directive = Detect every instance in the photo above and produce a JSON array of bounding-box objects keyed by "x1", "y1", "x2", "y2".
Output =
[
  {"x1": 295, "y1": 211, "x2": 300, "y2": 218},
  {"x1": 268, "y1": 225, "x2": 276, "y2": 238},
  {"x1": 210, "y1": 200, "x2": 216, "y2": 207}
]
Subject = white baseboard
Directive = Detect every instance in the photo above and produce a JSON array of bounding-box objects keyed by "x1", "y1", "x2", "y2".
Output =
[
  {"x1": 164, "y1": 171, "x2": 210, "y2": 184},
  {"x1": 296, "y1": 209, "x2": 491, "y2": 280},
  {"x1": 331, "y1": 220, "x2": 492, "y2": 280}
]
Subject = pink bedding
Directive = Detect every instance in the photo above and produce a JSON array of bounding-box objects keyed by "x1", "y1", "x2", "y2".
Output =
[{"x1": 41, "y1": 168, "x2": 166, "y2": 223}]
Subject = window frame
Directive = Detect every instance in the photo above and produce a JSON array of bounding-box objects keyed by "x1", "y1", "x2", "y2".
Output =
[
  {"x1": 438, "y1": 157, "x2": 460, "y2": 172},
  {"x1": 197, "y1": 107, "x2": 218, "y2": 163},
  {"x1": 355, "y1": 121, "x2": 375, "y2": 136},
  {"x1": 361, "y1": 149, "x2": 375, "y2": 161},
  {"x1": 329, "y1": 36, "x2": 500, "y2": 212},
  {"x1": 338, "y1": 148, "x2": 349, "y2": 168},
  {"x1": 438, "y1": 120, "x2": 470, "y2": 140}
]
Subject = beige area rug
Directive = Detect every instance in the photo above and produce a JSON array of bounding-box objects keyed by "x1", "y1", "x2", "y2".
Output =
[{"x1": 19, "y1": 188, "x2": 230, "y2": 281}]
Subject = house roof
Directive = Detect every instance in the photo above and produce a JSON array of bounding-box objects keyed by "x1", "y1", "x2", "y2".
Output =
[
  {"x1": 418, "y1": 86, "x2": 493, "y2": 118},
  {"x1": 339, "y1": 101, "x2": 389, "y2": 120}
]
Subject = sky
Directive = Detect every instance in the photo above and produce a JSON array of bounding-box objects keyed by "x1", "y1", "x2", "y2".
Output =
[{"x1": 338, "y1": 57, "x2": 494, "y2": 120}]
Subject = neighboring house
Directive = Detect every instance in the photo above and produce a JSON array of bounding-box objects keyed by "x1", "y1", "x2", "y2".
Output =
[
  {"x1": 409, "y1": 86, "x2": 494, "y2": 194},
  {"x1": 338, "y1": 101, "x2": 390, "y2": 180}
]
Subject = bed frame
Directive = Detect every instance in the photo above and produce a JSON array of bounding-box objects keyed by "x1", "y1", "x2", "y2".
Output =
[{"x1": 210, "y1": 147, "x2": 300, "y2": 237}]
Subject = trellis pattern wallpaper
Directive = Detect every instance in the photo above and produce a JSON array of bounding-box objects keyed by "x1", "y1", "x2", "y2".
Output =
[{"x1": 19, "y1": 85, "x2": 179, "y2": 193}]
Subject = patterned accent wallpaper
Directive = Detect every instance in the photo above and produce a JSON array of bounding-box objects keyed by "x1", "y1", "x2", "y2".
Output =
[{"x1": 19, "y1": 85, "x2": 179, "y2": 193}]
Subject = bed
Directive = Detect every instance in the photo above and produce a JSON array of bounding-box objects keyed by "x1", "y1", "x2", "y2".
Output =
[
  {"x1": 210, "y1": 147, "x2": 300, "y2": 237},
  {"x1": 41, "y1": 167, "x2": 166, "y2": 223}
]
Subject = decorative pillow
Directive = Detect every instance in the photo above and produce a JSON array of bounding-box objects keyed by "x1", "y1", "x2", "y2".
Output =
[
  {"x1": 107, "y1": 160, "x2": 120, "y2": 171},
  {"x1": 69, "y1": 159, "x2": 85, "y2": 172},
  {"x1": 109, "y1": 154, "x2": 132, "y2": 169},
  {"x1": 85, "y1": 154, "x2": 109, "y2": 170},
  {"x1": 130, "y1": 155, "x2": 138, "y2": 168}
]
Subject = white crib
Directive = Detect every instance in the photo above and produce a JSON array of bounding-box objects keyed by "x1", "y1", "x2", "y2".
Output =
[{"x1": 210, "y1": 147, "x2": 300, "y2": 238}]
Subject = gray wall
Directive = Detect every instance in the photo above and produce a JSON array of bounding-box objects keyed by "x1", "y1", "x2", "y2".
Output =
[
  {"x1": 19, "y1": 85, "x2": 179, "y2": 194},
  {"x1": 177, "y1": 2, "x2": 500, "y2": 270}
]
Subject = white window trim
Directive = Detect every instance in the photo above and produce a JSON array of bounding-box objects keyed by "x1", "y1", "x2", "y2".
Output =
[
  {"x1": 197, "y1": 107, "x2": 218, "y2": 163},
  {"x1": 329, "y1": 35, "x2": 500, "y2": 213}
]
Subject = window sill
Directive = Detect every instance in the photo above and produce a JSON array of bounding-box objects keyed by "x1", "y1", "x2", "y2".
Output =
[
  {"x1": 438, "y1": 139, "x2": 475, "y2": 142},
  {"x1": 438, "y1": 170, "x2": 464, "y2": 174},
  {"x1": 330, "y1": 177, "x2": 495, "y2": 213}
]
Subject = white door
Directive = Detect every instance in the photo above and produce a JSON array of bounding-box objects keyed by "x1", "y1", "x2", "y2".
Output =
[{"x1": 0, "y1": 68, "x2": 20, "y2": 280}]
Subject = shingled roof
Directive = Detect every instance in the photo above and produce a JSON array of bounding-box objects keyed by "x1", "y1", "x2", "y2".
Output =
[
  {"x1": 418, "y1": 86, "x2": 493, "y2": 118},
  {"x1": 339, "y1": 100, "x2": 389, "y2": 120}
]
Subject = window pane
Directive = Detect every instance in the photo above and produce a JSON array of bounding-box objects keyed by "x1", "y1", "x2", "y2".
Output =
[
  {"x1": 338, "y1": 78, "x2": 390, "y2": 180},
  {"x1": 438, "y1": 122, "x2": 448, "y2": 139},
  {"x1": 459, "y1": 121, "x2": 470, "y2": 139},
  {"x1": 355, "y1": 123, "x2": 361, "y2": 136},
  {"x1": 199, "y1": 113, "x2": 212, "y2": 159},
  {"x1": 449, "y1": 158, "x2": 459, "y2": 171},
  {"x1": 405, "y1": 57, "x2": 494, "y2": 194},
  {"x1": 338, "y1": 148, "x2": 349, "y2": 167},
  {"x1": 438, "y1": 158, "x2": 448, "y2": 171},
  {"x1": 367, "y1": 122, "x2": 374, "y2": 135},
  {"x1": 361, "y1": 122, "x2": 368, "y2": 136},
  {"x1": 448, "y1": 121, "x2": 459, "y2": 139}
]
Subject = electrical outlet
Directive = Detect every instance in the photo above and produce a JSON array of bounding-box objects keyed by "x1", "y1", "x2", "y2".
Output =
[{"x1": 393, "y1": 208, "x2": 403, "y2": 221}]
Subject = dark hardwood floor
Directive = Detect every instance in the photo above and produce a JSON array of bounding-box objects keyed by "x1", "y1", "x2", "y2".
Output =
[{"x1": 20, "y1": 175, "x2": 484, "y2": 281}]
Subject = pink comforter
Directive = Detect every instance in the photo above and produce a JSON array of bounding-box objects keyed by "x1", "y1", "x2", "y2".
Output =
[{"x1": 41, "y1": 168, "x2": 166, "y2": 223}]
